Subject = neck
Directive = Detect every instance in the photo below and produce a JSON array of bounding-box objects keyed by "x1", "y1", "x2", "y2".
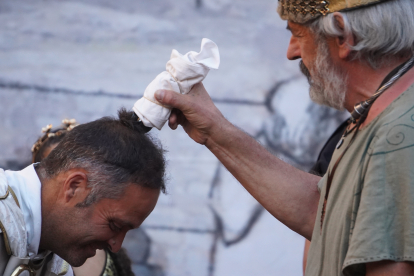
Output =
[
  {"x1": 344, "y1": 57, "x2": 413, "y2": 113},
  {"x1": 35, "y1": 165, "x2": 55, "y2": 251}
]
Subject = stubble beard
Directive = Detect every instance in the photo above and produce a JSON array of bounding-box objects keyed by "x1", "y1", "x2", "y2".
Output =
[
  {"x1": 41, "y1": 205, "x2": 97, "y2": 267},
  {"x1": 300, "y1": 39, "x2": 348, "y2": 111}
]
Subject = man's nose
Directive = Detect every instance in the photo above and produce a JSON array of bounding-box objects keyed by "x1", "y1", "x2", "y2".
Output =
[
  {"x1": 287, "y1": 36, "x2": 301, "y2": 60},
  {"x1": 108, "y1": 231, "x2": 127, "y2": 253}
]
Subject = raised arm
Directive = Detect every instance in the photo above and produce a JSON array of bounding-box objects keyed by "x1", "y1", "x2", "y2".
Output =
[{"x1": 155, "y1": 83, "x2": 321, "y2": 239}]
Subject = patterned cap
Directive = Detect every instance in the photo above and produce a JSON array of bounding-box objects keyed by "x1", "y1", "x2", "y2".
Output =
[{"x1": 278, "y1": 0, "x2": 390, "y2": 24}]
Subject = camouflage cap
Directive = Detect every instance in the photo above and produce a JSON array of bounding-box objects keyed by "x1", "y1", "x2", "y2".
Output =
[{"x1": 278, "y1": 0, "x2": 391, "y2": 24}]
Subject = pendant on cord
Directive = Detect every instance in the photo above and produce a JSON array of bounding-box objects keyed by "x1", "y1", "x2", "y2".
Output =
[{"x1": 336, "y1": 138, "x2": 344, "y2": 149}]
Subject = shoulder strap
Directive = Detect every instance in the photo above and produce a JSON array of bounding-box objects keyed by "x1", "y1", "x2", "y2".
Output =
[
  {"x1": 7, "y1": 186, "x2": 20, "y2": 208},
  {"x1": 0, "y1": 186, "x2": 21, "y2": 256},
  {"x1": 0, "y1": 221, "x2": 12, "y2": 256}
]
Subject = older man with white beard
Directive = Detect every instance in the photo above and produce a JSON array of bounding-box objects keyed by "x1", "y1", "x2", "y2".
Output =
[{"x1": 150, "y1": 0, "x2": 414, "y2": 275}]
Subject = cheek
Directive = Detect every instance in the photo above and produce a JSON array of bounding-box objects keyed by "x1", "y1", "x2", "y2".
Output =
[
  {"x1": 86, "y1": 217, "x2": 114, "y2": 240},
  {"x1": 92, "y1": 222, "x2": 114, "y2": 239},
  {"x1": 95, "y1": 230, "x2": 113, "y2": 241},
  {"x1": 80, "y1": 226, "x2": 114, "y2": 244}
]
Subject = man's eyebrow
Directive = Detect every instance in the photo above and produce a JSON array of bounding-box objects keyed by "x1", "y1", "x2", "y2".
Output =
[{"x1": 286, "y1": 23, "x2": 291, "y2": 31}]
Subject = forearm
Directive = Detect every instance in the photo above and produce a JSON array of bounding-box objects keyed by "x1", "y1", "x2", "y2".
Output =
[
  {"x1": 206, "y1": 120, "x2": 321, "y2": 239},
  {"x1": 154, "y1": 85, "x2": 321, "y2": 239},
  {"x1": 366, "y1": 261, "x2": 414, "y2": 275}
]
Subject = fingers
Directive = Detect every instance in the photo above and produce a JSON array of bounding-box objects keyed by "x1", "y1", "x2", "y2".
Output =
[
  {"x1": 157, "y1": 83, "x2": 218, "y2": 134},
  {"x1": 168, "y1": 110, "x2": 179, "y2": 130},
  {"x1": 155, "y1": 89, "x2": 186, "y2": 110},
  {"x1": 168, "y1": 109, "x2": 186, "y2": 130},
  {"x1": 156, "y1": 90, "x2": 187, "y2": 130},
  {"x1": 155, "y1": 83, "x2": 210, "y2": 110}
]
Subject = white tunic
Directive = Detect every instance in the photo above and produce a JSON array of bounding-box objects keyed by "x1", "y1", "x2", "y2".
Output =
[{"x1": 0, "y1": 165, "x2": 73, "y2": 276}]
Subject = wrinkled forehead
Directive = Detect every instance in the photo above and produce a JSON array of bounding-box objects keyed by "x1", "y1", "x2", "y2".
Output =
[{"x1": 277, "y1": 0, "x2": 390, "y2": 24}]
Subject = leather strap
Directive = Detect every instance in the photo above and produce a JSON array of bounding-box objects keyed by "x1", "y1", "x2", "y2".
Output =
[
  {"x1": 0, "y1": 186, "x2": 21, "y2": 256},
  {"x1": 0, "y1": 221, "x2": 12, "y2": 256},
  {"x1": 7, "y1": 187, "x2": 20, "y2": 209}
]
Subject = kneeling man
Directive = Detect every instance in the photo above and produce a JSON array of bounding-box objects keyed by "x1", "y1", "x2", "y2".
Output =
[{"x1": 0, "y1": 109, "x2": 165, "y2": 276}]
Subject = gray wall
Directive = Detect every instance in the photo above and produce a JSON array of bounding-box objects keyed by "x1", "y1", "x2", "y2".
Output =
[{"x1": 0, "y1": 0, "x2": 346, "y2": 275}]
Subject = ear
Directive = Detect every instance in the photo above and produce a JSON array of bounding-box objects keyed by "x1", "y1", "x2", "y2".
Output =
[
  {"x1": 62, "y1": 170, "x2": 91, "y2": 206},
  {"x1": 333, "y1": 12, "x2": 355, "y2": 60}
]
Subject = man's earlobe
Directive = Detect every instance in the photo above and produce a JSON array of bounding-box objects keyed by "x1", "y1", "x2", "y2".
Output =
[{"x1": 63, "y1": 171, "x2": 90, "y2": 205}]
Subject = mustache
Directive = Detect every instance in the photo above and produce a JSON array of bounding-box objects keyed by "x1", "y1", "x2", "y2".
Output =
[{"x1": 299, "y1": 60, "x2": 311, "y2": 82}]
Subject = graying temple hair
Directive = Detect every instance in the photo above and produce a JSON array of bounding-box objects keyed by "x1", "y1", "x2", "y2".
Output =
[
  {"x1": 308, "y1": 0, "x2": 414, "y2": 69},
  {"x1": 38, "y1": 158, "x2": 134, "y2": 206}
]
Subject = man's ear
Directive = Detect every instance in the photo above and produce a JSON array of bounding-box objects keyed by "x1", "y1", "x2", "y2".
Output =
[
  {"x1": 62, "y1": 171, "x2": 91, "y2": 206},
  {"x1": 333, "y1": 12, "x2": 355, "y2": 60}
]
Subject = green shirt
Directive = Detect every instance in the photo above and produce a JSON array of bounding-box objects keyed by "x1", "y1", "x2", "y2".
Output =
[{"x1": 306, "y1": 84, "x2": 414, "y2": 276}]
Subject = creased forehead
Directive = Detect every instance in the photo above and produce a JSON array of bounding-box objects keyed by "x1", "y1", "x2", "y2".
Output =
[{"x1": 277, "y1": 0, "x2": 390, "y2": 24}]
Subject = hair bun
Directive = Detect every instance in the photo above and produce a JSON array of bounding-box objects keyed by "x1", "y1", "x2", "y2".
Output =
[{"x1": 118, "y1": 108, "x2": 152, "y2": 134}]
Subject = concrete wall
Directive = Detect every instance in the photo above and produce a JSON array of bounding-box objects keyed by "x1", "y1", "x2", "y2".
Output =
[{"x1": 0, "y1": 0, "x2": 346, "y2": 275}]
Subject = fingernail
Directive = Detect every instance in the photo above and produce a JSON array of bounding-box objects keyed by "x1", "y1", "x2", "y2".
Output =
[{"x1": 155, "y1": 90, "x2": 165, "y2": 102}]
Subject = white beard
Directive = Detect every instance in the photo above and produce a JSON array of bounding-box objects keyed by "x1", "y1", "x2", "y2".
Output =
[{"x1": 300, "y1": 40, "x2": 348, "y2": 111}]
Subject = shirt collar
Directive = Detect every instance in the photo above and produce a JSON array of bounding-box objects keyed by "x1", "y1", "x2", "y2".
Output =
[{"x1": 6, "y1": 164, "x2": 42, "y2": 258}]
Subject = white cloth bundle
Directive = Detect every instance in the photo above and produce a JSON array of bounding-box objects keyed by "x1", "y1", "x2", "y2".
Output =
[{"x1": 133, "y1": 38, "x2": 220, "y2": 130}]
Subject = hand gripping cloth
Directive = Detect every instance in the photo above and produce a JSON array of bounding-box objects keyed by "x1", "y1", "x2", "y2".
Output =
[{"x1": 133, "y1": 38, "x2": 220, "y2": 130}]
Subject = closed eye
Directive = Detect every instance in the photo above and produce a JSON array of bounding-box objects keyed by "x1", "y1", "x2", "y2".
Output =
[{"x1": 109, "y1": 221, "x2": 122, "y2": 232}]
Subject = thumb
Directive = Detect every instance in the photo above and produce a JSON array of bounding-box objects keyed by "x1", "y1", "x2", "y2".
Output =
[{"x1": 155, "y1": 90, "x2": 186, "y2": 110}]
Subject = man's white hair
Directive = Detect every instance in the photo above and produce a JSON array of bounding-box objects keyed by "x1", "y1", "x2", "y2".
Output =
[{"x1": 309, "y1": 0, "x2": 414, "y2": 68}]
